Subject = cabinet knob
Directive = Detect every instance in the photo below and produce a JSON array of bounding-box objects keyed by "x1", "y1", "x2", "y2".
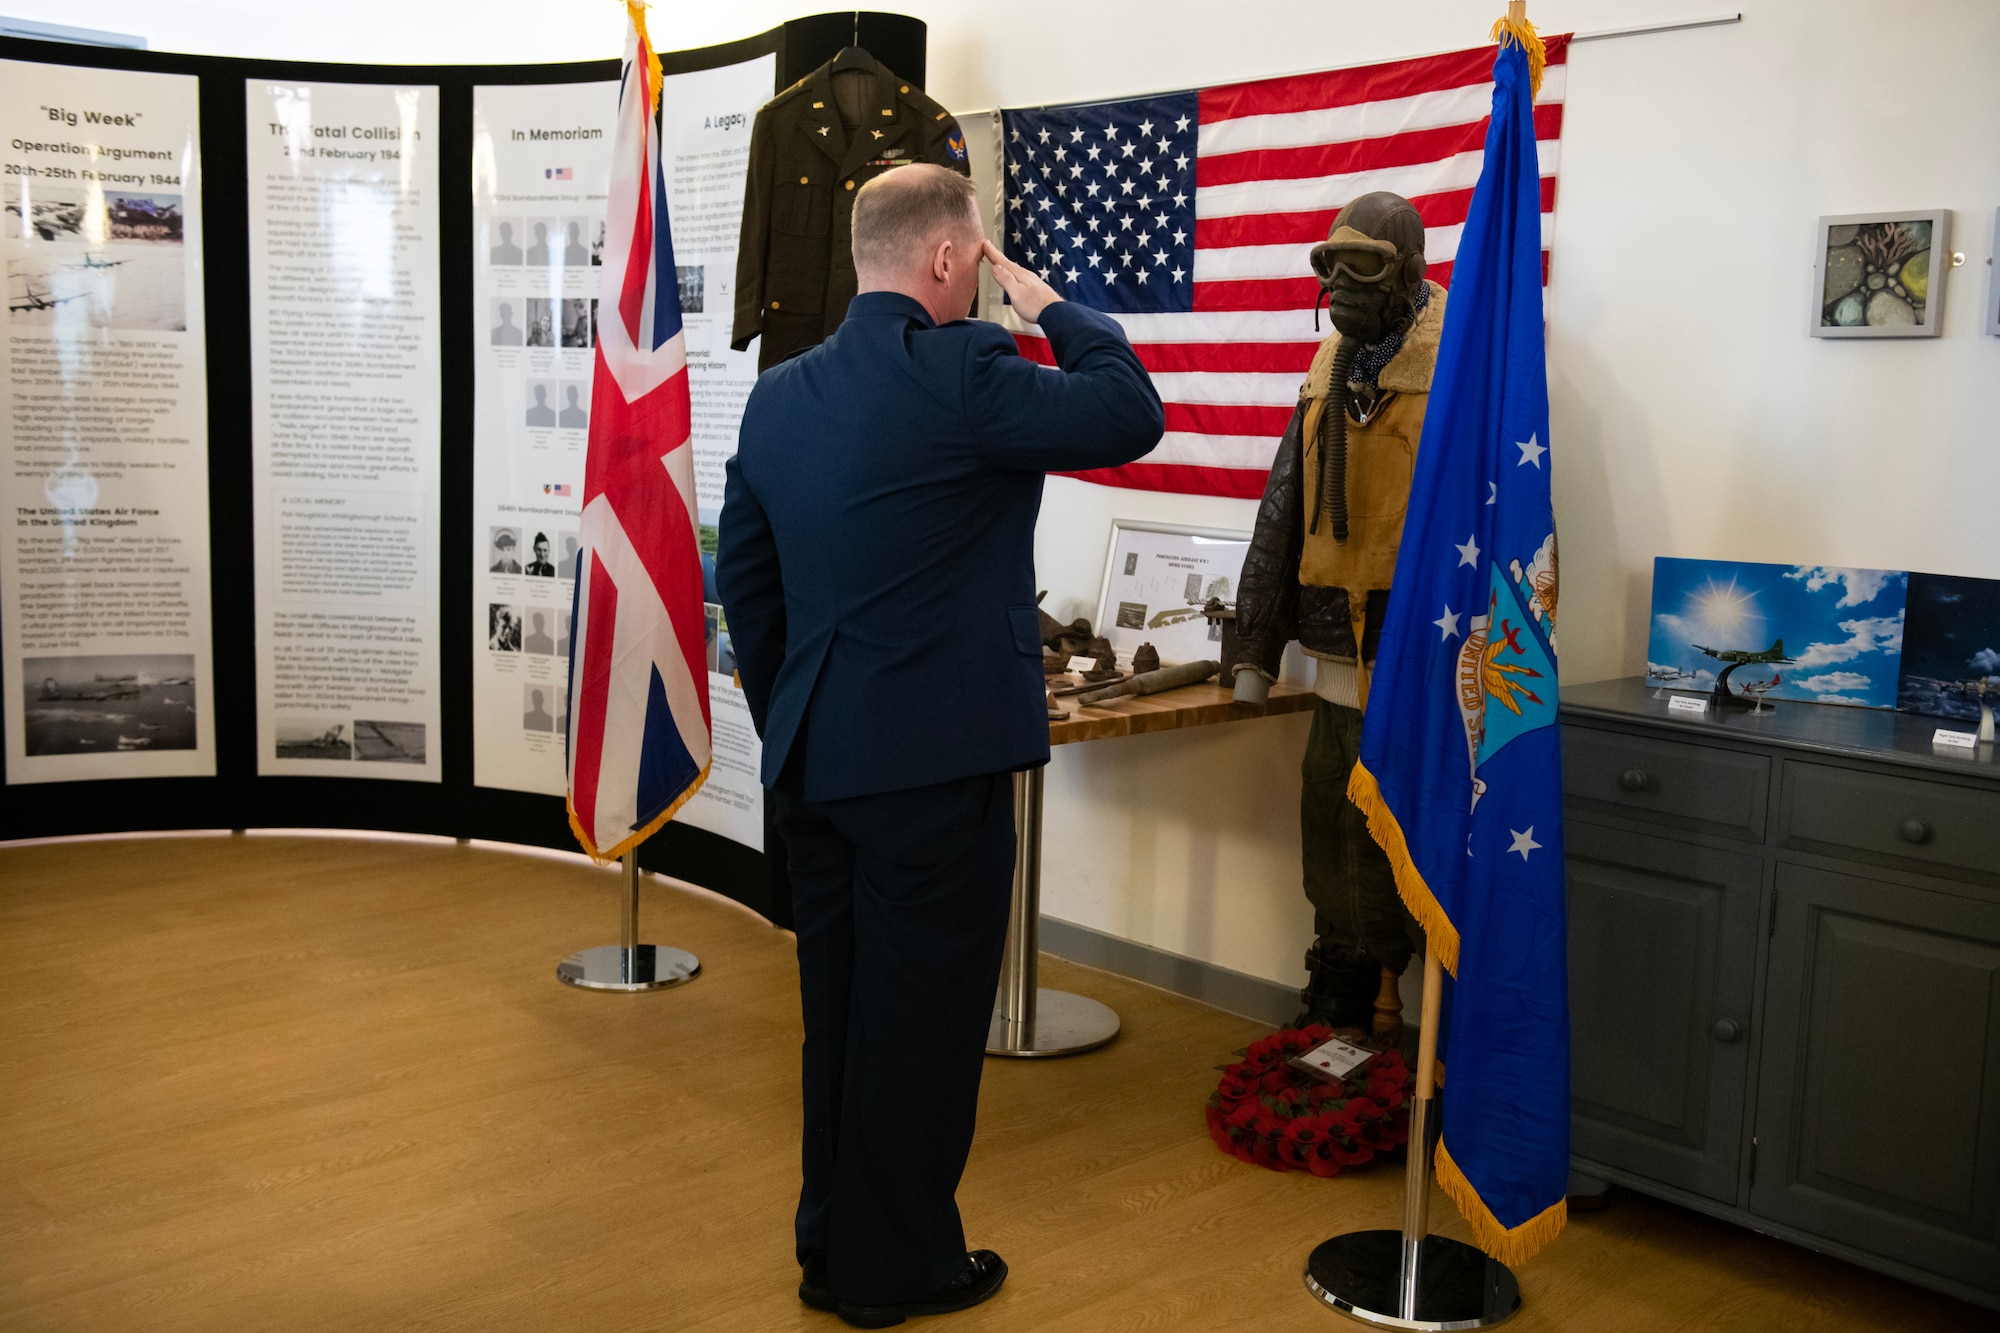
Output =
[
  {"x1": 1712, "y1": 1019, "x2": 1742, "y2": 1043},
  {"x1": 1898, "y1": 819, "x2": 1932, "y2": 845},
  {"x1": 1618, "y1": 769, "x2": 1650, "y2": 793}
]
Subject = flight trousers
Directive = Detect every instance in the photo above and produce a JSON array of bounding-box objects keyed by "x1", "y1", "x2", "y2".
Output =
[{"x1": 1301, "y1": 699, "x2": 1420, "y2": 975}]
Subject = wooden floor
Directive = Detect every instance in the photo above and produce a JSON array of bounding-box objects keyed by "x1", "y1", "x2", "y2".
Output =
[{"x1": 0, "y1": 834, "x2": 1987, "y2": 1332}]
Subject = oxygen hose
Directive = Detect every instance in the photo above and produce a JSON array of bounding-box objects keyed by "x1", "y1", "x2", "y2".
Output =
[{"x1": 1316, "y1": 338, "x2": 1358, "y2": 543}]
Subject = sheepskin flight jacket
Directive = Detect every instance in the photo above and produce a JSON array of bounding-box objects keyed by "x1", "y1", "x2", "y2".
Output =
[{"x1": 1234, "y1": 280, "x2": 1446, "y2": 707}]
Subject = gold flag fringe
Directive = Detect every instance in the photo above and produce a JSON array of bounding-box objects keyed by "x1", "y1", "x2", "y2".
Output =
[
  {"x1": 568, "y1": 760, "x2": 711, "y2": 865},
  {"x1": 1489, "y1": 7, "x2": 1548, "y2": 96},
  {"x1": 1346, "y1": 759, "x2": 1461, "y2": 976},
  {"x1": 1436, "y1": 1136, "x2": 1567, "y2": 1265},
  {"x1": 1348, "y1": 764, "x2": 1570, "y2": 1264},
  {"x1": 625, "y1": 0, "x2": 665, "y2": 113}
]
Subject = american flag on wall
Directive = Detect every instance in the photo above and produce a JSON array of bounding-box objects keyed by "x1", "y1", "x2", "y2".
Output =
[{"x1": 999, "y1": 36, "x2": 1570, "y2": 499}]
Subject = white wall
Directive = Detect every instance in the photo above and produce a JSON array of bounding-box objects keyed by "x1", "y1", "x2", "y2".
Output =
[{"x1": 22, "y1": 0, "x2": 1996, "y2": 992}]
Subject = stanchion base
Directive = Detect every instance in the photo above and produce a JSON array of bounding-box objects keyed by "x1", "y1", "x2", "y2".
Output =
[
  {"x1": 557, "y1": 944, "x2": 700, "y2": 992},
  {"x1": 985, "y1": 988, "x2": 1119, "y2": 1058},
  {"x1": 1305, "y1": 1231, "x2": 1519, "y2": 1330}
]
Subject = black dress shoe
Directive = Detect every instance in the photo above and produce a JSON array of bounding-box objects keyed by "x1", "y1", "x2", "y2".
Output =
[
  {"x1": 836, "y1": 1251, "x2": 1007, "y2": 1328},
  {"x1": 800, "y1": 1256, "x2": 837, "y2": 1312}
]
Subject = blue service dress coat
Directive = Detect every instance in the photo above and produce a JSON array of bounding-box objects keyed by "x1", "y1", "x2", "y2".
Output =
[{"x1": 717, "y1": 291, "x2": 1164, "y2": 802}]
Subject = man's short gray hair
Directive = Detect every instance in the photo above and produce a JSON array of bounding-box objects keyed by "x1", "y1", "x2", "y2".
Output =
[{"x1": 851, "y1": 164, "x2": 981, "y2": 274}]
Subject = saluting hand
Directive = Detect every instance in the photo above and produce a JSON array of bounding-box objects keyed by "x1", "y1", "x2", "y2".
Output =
[{"x1": 982, "y1": 240, "x2": 1063, "y2": 325}]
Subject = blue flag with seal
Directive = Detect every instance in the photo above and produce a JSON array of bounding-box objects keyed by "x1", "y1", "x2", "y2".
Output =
[{"x1": 1347, "y1": 15, "x2": 1569, "y2": 1265}]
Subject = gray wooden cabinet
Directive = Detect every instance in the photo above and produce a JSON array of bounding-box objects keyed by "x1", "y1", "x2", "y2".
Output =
[{"x1": 1560, "y1": 679, "x2": 2000, "y2": 1312}]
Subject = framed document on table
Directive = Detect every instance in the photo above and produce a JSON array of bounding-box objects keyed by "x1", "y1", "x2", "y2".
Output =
[{"x1": 1093, "y1": 520, "x2": 1250, "y2": 667}]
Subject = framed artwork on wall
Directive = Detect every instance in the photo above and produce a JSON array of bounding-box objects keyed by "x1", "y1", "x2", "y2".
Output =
[
  {"x1": 1988, "y1": 207, "x2": 2000, "y2": 337},
  {"x1": 1810, "y1": 209, "x2": 1950, "y2": 338},
  {"x1": 1093, "y1": 520, "x2": 1250, "y2": 667}
]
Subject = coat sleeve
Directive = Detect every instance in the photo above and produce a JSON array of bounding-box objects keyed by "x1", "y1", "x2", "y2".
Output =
[
  {"x1": 715, "y1": 452, "x2": 785, "y2": 735},
  {"x1": 1233, "y1": 402, "x2": 1306, "y2": 685},
  {"x1": 731, "y1": 103, "x2": 776, "y2": 354},
  {"x1": 961, "y1": 301, "x2": 1164, "y2": 474}
]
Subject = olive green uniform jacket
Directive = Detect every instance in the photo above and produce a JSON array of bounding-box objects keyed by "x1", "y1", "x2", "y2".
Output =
[{"x1": 730, "y1": 61, "x2": 971, "y2": 371}]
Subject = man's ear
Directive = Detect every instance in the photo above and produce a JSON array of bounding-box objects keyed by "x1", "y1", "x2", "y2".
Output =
[{"x1": 932, "y1": 237, "x2": 955, "y2": 284}]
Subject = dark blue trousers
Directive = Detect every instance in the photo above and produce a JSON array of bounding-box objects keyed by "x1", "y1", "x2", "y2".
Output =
[{"x1": 774, "y1": 771, "x2": 1017, "y2": 1304}]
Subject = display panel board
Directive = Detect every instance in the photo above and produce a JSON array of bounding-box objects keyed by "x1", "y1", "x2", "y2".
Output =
[
  {"x1": 246, "y1": 79, "x2": 443, "y2": 779},
  {"x1": 469, "y1": 56, "x2": 772, "y2": 850},
  {"x1": 1, "y1": 59, "x2": 217, "y2": 783},
  {"x1": 657, "y1": 54, "x2": 774, "y2": 852},
  {"x1": 468, "y1": 80, "x2": 613, "y2": 794}
]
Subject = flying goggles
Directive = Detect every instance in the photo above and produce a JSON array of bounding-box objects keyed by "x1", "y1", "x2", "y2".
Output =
[{"x1": 1309, "y1": 226, "x2": 1404, "y2": 287}]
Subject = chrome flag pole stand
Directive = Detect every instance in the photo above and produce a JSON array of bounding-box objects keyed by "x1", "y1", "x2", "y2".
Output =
[
  {"x1": 986, "y1": 767, "x2": 1119, "y2": 1057},
  {"x1": 557, "y1": 852, "x2": 701, "y2": 991},
  {"x1": 1304, "y1": 949, "x2": 1520, "y2": 1329}
]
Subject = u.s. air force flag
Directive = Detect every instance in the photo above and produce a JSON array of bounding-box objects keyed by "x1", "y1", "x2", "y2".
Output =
[{"x1": 1347, "y1": 18, "x2": 1568, "y2": 1264}]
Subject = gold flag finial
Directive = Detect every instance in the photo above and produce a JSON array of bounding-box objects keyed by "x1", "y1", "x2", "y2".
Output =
[{"x1": 1491, "y1": 1, "x2": 1547, "y2": 96}]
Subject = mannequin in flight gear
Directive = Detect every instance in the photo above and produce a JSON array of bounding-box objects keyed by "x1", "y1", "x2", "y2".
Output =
[{"x1": 1231, "y1": 192, "x2": 1448, "y2": 1035}]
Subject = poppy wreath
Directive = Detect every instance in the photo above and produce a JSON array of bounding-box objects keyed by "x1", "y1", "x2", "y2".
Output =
[{"x1": 1206, "y1": 1025, "x2": 1413, "y2": 1176}]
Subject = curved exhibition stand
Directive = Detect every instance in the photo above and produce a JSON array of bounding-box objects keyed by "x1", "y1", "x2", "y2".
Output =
[{"x1": 0, "y1": 13, "x2": 932, "y2": 925}]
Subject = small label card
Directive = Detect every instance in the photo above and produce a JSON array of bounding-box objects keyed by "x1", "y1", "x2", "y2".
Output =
[
  {"x1": 1933, "y1": 728, "x2": 1978, "y2": 750},
  {"x1": 1668, "y1": 694, "x2": 1709, "y2": 716},
  {"x1": 1291, "y1": 1033, "x2": 1381, "y2": 1084},
  {"x1": 1066, "y1": 655, "x2": 1098, "y2": 674}
]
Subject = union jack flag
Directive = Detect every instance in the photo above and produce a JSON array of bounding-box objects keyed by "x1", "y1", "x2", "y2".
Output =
[
  {"x1": 565, "y1": 1, "x2": 710, "y2": 860},
  {"x1": 1001, "y1": 36, "x2": 1569, "y2": 500}
]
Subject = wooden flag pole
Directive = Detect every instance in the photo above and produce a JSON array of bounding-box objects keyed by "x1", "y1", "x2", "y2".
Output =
[
  {"x1": 1302, "y1": 936, "x2": 1520, "y2": 1327},
  {"x1": 1396, "y1": 950, "x2": 1447, "y2": 1315}
]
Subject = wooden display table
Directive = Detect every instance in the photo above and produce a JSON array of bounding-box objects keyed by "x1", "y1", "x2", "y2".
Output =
[
  {"x1": 988, "y1": 676, "x2": 1317, "y2": 1057},
  {"x1": 1050, "y1": 679, "x2": 1316, "y2": 746}
]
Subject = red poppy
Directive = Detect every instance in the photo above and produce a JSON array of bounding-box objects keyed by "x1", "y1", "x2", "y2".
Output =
[
  {"x1": 1206, "y1": 1026, "x2": 1411, "y2": 1178},
  {"x1": 1223, "y1": 1099, "x2": 1262, "y2": 1131}
]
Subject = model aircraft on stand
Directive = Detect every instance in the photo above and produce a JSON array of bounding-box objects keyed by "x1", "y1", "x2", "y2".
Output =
[
  {"x1": 1737, "y1": 673, "x2": 1781, "y2": 715},
  {"x1": 1939, "y1": 676, "x2": 1999, "y2": 743},
  {"x1": 1692, "y1": 638, "x2": 1796, "y2": 710},
  {"x1": 1649, "y1": 665, "x2": 1695, "y2": 698}
]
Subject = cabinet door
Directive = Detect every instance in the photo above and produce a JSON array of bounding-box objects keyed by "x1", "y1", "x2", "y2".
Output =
[
  {"x1": 1566, "y1": 824, "x2": 1761, "y2": 1203},
  {"x1": 1752, "y1": 864, "x2": 2000, "y2": 1299}
]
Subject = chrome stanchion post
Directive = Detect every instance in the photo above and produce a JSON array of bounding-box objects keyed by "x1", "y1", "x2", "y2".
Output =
[
  {"x1": 997, "y1": 770, "x2": 1040, "y2": 1041},
  {"x1": 557, "y1": 851, "x2": 701, "y2": 992},
  {"x1": 1303, "y1": 946, "x2": 1520, "y2": 1328},
  {"x1": 986, "y1": 766, "x2": 1119, "y2": 1058},
  {"x1": 621, "y1": 853, "x2": 640, "y2": 953}
]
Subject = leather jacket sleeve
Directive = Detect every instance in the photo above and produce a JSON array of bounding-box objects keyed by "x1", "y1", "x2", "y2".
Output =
[{"x1": 1233, "y1": 401, "x2": 1305, "y2": 683}]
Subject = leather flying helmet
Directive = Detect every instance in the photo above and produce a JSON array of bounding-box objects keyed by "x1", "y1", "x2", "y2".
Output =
[{"x1": 1309, "y1": 192, "x2": 1426, "y2": 343}]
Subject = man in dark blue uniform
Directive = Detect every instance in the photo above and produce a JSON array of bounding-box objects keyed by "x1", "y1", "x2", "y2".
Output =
[{"x1": 718, "y1": 164, "x2": 1161, "y2": 1328}]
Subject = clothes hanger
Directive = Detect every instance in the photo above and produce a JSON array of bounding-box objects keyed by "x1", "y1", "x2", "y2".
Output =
[{"x1": 831, "y1": 16, "x2": 876, "y2": 73}]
